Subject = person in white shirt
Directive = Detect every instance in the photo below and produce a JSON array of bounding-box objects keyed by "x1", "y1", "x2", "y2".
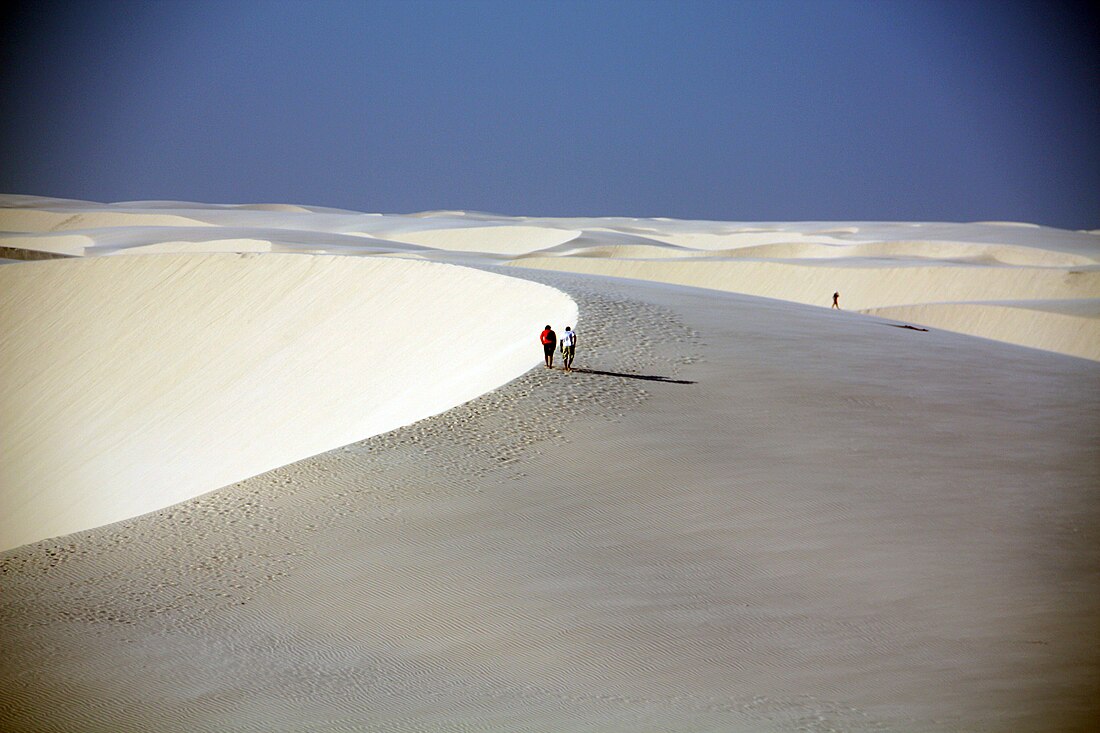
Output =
[{"x1": 559, "y1": 326, "x2": 577, "y2": 372}]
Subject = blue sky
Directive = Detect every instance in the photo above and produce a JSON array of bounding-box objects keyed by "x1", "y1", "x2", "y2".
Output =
[{"x1": 1, "y1": 0, "x2": 1096, "y2": 228}]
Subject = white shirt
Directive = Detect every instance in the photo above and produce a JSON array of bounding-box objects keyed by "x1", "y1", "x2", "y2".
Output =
[{"x1": 560, "y1": 330, "x2": 576, "y2": 347}]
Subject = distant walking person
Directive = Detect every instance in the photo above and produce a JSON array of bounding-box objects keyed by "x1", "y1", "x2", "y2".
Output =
[
  {"x1": 540, "y1": 325, "x2": 557, "y2": 368},
  {"x1": 560, "y1": 326, "x2": 577, "y2": 372},
  {"x1": 832, "y1": 291, "x2": 840, "y2": 309}
]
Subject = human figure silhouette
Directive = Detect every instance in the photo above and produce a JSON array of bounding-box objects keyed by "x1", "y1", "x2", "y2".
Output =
[
  {"x1": 540, "y1": 325, "x2": 557, "y2": 368},
  {"x1": 560, "y1": 326, "x2": 577, "y2": 372}
]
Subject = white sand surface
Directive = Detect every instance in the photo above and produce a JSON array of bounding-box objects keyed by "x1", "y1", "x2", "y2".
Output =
[
  {"x1": 370, "y1": 224, "x2": 583, "y2": 255},
  {"x1": 864, "y1": 300, "x2": 1100, "y2": 361},
  {"x1": 0, "y1": 233, "x2": 91, "y2": 257},
  {"x1": 1, "y1": 196, "x2": 1097, "y2": 732},
  {"x1": 0, "y1": 207, "x2": 215, "y2": 232},
  {"x1": 0, "y1": 253, "x2": 575, "y2": 550}
]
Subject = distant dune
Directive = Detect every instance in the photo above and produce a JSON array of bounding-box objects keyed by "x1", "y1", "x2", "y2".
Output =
[{"x1": 2, "y1": 200, "x2": 1094, "y2": 361}]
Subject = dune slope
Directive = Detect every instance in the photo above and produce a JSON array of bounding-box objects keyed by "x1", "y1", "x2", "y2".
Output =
[
  {"x1": 2, "y1": 270, "x2": 1096, "y2": 732},
  {"x1": 0, "y1": 197, "x2": 1097, "y2": 731},
  {"x1": 0, "y1": 253, "x2": 575, "y2": 550}
]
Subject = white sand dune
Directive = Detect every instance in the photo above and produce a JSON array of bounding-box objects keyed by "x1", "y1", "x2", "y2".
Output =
[
  {"x1": 0, "y1": 226, "x2": 432, "y2": 258},
  {"x1": 863, "y1": 299, "x2": 1100, "y2": 361},
  {"x1": 692, "y1": 239, "x2": 1096, "y2": 266},
  {"x1": 0, "y1": 207, "x2": 215, "y2": 233},
  {"x1": 0, "y1": 253, "x2": 575, "y2": 550},
  {"x1": 0, "y1": 233, "x2": 92, "y2": 257},
  {"x1": 519, "y1": 236, "x2": 1099, "y2": 267},
  {"x1": 503, "y1": 221, "x2": 1100, "y2": 358},
  {"x1": 7, "y1": 196, "x2": 1086, "y2": 362},
  {"x1": 512, "y1": 254, "x2": 1100, "y2": 304},
  {"x1": 374, "y1": 224, "x2": 583, "y2": 255},
  {"x1": 0, "y1": 196, "x2": 1097, "y2": 731},
  {"x1": 230, "y1": 203, "x2": 314, "y2": 213},
  {"x1": 639, "y1": 229, "x2": 855, "y2": 249},
  {"x1": 103, "y1": 237, "x2": 276, "y2": 254}
]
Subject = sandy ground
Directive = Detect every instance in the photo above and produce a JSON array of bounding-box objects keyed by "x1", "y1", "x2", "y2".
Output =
[{"x1": 1, "y1": 197, "x2": 1098, "y2": 731}]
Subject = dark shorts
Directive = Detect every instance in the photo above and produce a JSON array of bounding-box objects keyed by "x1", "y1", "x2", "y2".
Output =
[{"x1": 543, "y1": 343, "x2": 556, "y2": 356}]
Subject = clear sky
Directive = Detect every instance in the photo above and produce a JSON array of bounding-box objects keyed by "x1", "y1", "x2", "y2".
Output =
[{"x1": 1, "y1": 0, "x2": 1096, "y2": 228}]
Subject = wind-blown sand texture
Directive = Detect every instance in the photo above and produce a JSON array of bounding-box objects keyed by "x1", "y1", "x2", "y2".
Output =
[{"x1": 1, "y1": 196, "x2": 1098, "y2": 732}]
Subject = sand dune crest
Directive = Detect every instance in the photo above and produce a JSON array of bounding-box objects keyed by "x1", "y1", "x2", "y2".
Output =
[{"x1": 0, "y1": 208, "x2": 215, "y2": 233}]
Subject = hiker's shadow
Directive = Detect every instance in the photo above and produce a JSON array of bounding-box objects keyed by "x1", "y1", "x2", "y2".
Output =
[{"x1": 572, "y1": 368, "x2": 696, "y2": 385}]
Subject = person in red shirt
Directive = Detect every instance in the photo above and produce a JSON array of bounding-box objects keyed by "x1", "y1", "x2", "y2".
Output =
[{"x1": 540, "y1": 325, "x2": 557, "y2": 368}]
